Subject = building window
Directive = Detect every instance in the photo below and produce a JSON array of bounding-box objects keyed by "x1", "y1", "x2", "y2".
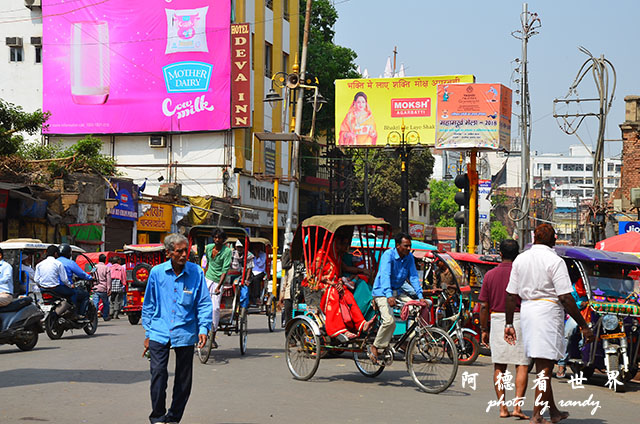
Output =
[
  {"x1": 266, "y1": 0, "x2": 273, "y2": 10},
  {"x1": 543, "y1": 163, "x2": 551, "y2": 171},
  {"x1": 283, "y1": 0, "x2": 290, "y2": 20},
  {"x1": 244, "y1": 127, "x2": 253, "y2": 160},
  {"x1": 264, "y1": 41, "x2": 272, "y2": 78},
  {"x1": 34, "y1": 46, "x2": 41, "y2": 63},
  {"x1": 557, "y1": 163, "x2": 562, "y2": 170},
  {"x1": 586, "y1": 163, "x2": 593, "y2": 171},
  {"x1": 9, "y1": 46, "x2": 23, "y2": 62},
  {"x1": 283, "y1": 52, "x2": 289, "y2": 73},
  {"x1": 607, "y1": 163, "x2": 614, "y2": 172},
  {"x1": 585, "y1": 177, "x2": 593, "y2": 184},
  {"x1": 562, "y1": 163, "x2": 583, "y2": 171},
  {"x1": 570, "y1": 177, "x2": 584, "y2": 184},
  {"x1": 615, "y1": 164, "x2": 621, "y2": 173}
]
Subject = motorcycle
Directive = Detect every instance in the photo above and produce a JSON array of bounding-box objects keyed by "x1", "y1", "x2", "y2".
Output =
[
  {"x1": 556, "y1": 246, "x2": 640, "y2": 392},
  {"x1": 0, "y1": 297, "x2": 44, "y2": 351},
  {"x1": 42, "y1": 279, "x2": 99, "y2": 340}
]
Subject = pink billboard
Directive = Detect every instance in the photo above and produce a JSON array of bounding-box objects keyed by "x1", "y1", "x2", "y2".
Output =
[{"x1": 42, "y1": 0, "x2": 231, "y2": 134}]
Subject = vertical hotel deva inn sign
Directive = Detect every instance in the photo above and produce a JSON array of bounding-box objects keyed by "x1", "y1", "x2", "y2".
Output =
[{"x1": 231, "y1": 23, "x2": 251, "y2": 128}]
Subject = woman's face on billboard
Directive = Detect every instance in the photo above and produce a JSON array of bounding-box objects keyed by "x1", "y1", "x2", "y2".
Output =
[{"x1": 355, "y1": 96, "x2": 366, "y2": 111}]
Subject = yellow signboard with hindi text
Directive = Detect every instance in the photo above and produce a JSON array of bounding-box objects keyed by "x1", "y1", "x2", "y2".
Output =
[
  {"x1": 335, "y1": 75, "x2": 475, "y2": 147},
  {"x1": 137, "y1": 202, "x2": 172, "y2": 233}
]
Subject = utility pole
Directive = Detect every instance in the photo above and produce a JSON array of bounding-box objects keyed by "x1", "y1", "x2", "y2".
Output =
[
  {"x1": 553, "y1": 47, "x2": 616, "y2": 243},
  {"x1": 284, "y1": 0, "x2": 312, "y2": 246},
  {"x1": 512, "y1": 2, "x2": 540, "y2": 248}
]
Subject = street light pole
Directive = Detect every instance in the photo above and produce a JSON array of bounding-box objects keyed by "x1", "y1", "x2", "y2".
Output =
[
  {"x1": 400, "y1": 127, "x2": 409, "y2": 233},
  {"x1": 284, "y1": 0, "x2": 313, "y2": 246}
]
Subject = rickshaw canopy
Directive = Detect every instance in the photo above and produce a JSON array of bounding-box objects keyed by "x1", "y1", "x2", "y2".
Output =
[
  {"x1": 0, "y1": 239, "x2": 86, "y2": 253},
  {"x1": 123, "y1": 243, "x2": 165, "y2": 253},
  {"x1": 555, "y1": 245, "x2": 640, "y2": 267},
  {"x1": 292, "y1": 215, "x2": 391, "y2": 260},
  {"x1": 351, "y1": 237, "x2": 437, "y2": 259},
  {"x1": 448, "y1": 252, "x2": 501, "y2": 265}
]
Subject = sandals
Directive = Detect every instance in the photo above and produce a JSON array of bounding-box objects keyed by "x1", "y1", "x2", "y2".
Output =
[
  {"x1": 367, "y1": 345, "x2": 379, "y2": 365},
  {"x1": 555, "y1": 366, "x2": 566, "y2": 379},
  {"x1": 336, "y1": 331, "x2": 358, "y2": 344}
]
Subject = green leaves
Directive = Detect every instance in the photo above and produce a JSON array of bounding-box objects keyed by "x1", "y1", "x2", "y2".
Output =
[
  {"x1": 429, "y1": 180, "x2": 458, "y2": 227},
  {"x1": 0, "y1": 99, "x2": 49, "y2": 156}
]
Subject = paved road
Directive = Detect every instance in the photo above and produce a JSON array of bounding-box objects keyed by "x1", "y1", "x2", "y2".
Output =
[{"x1": 1, "y1": 314, "x2": 638, "y2": 424}]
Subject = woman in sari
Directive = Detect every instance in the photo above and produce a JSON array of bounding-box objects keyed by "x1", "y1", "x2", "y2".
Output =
[
  {"x1": 338, "y1": 92, "x2": 378, "y2": 146},
  {"x1": 303, "y1": 235, "x2": 374, "y2": 340}
]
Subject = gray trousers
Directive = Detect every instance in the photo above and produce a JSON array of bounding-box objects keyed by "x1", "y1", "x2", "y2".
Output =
[{"x1": 373, "y1": 294, "x2": 412, "y2": 349}]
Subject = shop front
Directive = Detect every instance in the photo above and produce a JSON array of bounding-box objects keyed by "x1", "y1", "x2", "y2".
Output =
[
  {"x1": 237, "y1": 175, "x2": 298, "y2": 239},
  {"x1": 137, "y1": 201, "x2": 172, "y2": 244},
  {"x1": 105, "y1": 178, "x2": 138, "y2": 251}
]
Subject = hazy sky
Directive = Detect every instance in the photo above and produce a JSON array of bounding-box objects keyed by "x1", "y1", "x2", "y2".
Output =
[{"x1": 334, "y1": 0, "x2": 637, "y2": 157}]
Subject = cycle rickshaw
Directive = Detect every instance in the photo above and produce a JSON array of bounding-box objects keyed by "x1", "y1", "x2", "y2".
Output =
[
  {"x1": 245, "y1": 237, "x2": 278, "y2": 332},
  {"x1": 284, "y1": 215, "x2": 458, "y2": 393},
  {"x1": 188, "y1": 226, "x2": 250, "y2": 363}
]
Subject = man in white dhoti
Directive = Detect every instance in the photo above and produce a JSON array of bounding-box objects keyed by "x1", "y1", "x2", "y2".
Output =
[
  {"x1": 505, "y1": 224, "x2": 594, "y2": 424},
  {"x1": 479, "y1": 239, "x2": 528, "y2": 419}
]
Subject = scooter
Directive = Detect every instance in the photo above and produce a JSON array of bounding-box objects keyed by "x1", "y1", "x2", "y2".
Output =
[
  {"x1": 42, "y1": 280, "x2": 98, "y2": 340},
  {"x1": 0, "y1": 297, "x2": 44, "y2": 351}
]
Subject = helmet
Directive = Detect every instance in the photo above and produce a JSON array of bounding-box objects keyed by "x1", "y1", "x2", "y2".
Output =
[{"x1": 59, "y1": 243, "x2": 72, "y2": 258}]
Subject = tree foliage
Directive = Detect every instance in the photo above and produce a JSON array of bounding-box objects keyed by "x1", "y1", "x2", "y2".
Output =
[
  {"x1": 298, "y1": 0, "x2": 360, "y2": 140},
  {"x1": 429, "y1": 180, "x2": 458, "y2": 227},
  {"x1": 350, "y1": 148, "x2": 434, "y2": 225},
  {"x1": 0, "y1": 99, "x2": 49, "y2": 156},
  {"x1": 491, "y1": 219, "x2": 510, "y2": 243}
]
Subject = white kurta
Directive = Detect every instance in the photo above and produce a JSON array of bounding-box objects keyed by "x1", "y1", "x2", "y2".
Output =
[{"x1": 506, "y1": 245, "x2": 573, "y2": 360}]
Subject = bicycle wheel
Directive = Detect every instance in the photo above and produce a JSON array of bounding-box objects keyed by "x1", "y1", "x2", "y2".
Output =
[
  {"x1": 197, "y1": 329, "x2": 213, "y2": 364},
  {"x1": 406, "y1": 326, "x2": 458, "y2": 394},
  {"x1": 239, "y1": 307, "x2": 248, "y2": 355},
  {"x1": 285, "y1": 319, "x2": 321, "y2": 380},
  {"x1": 353, "y1": 347, "x2": 385, "y2": 378},
  {"x1": 266, "y1": 295, "x2": 277, "y2": 332}
]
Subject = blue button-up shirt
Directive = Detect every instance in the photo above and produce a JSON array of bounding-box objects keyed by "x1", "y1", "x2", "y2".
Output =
[
  {"x1": 0, "y1": 260, "x2": 13, "y2": 295},
  {"x1": 142, "y1": 260, "x2": 213, "y2": 347},
  {"x1": 57, "y1": 257, "x2": 93, "y2": 284},
  {"x1": 372, "y1": 248, "x2": 423, "y2": 299}
]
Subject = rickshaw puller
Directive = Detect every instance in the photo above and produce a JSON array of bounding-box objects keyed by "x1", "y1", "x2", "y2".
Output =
[{"x1": 369, "y1": 232, "x2": 423, "y2": 363}]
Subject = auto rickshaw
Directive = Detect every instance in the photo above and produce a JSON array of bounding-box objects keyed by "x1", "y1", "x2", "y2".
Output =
[
  {"x1": 121, "y1": 243, "x2": 166, "y2": 325},
  {"x1": 555, "y1": 246, "x2": 640, "y2": 390},
  {"x1": 285, "y1": 215, "x2": 458, "y2": 393}
]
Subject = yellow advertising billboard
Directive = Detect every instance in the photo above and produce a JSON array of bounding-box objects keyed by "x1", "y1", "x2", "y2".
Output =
[
  {"x1": 335, "y1": 75, "x2": 474, "y2": 147},
  {"x1": 137, "y1": 202, "x2": 173, "y2": 233}
]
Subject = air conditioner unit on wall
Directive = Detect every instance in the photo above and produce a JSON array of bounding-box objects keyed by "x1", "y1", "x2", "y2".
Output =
[
  {"x1": 30, "y1": 37, "x2": 42, "y2": 46},
  {"x1": 25, "y1": 0, "x2": 42, "y2": 9},
  {"x1": 149, "y1": 135, "x2": 167, "y2": 148},
  {"x1": 5, "y1": 37, "x2": 23, "y2": 47}
]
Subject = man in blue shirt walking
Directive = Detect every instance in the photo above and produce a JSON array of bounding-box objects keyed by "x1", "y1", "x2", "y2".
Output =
[
  {"x1": 142, "y1": 234, "x2": 212, "y2": 424},
  {"x1": 369, "y1": 232, "x2": 423, "y2": 363}
]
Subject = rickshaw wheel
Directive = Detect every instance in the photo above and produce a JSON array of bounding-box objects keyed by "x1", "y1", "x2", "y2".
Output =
[
  {"x1": 406, "y1": 327, "x2": 458, "y2": 394},
  {"x1": 239, "y1": 308, "x2": 248, "y2": 355},
  {"x1": 266, "y1": 295, "x2": 277, "y2": 332},
  {"x1": 353, "y1": 347, "x2": 385, "y2": 377},
  {"x1": 128, "y1": 313, "x2": 140, "y2": 325},
  {"x1": 285, "y1": 319, "x2": 321, "y2": 380},
  {"x1": 197, "y1": 328, "x2": 213, "y2": 364},
  {"x1": 452, "y1": 333, "x2": 479, "y2": 365}
]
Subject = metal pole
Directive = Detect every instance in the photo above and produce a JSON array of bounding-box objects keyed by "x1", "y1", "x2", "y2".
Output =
[
  {"x1": 400, "y1": 123, "x2": 409, "y2": 233},
  {"x1": 284, "y1": 0, "x2": 312, "y2": 246},
  {"x1": 364, "y1": 149, "x2": 369, "y2": 214},
  {"x1": 272, "y1": 178, "x2": 279, "y2": 297},
  {"x1": 468, "y1": 150, "x2": 478, "y2": 253},
  {"x1": 519, "y1": 2, "x2": 530, "y2": 248}
]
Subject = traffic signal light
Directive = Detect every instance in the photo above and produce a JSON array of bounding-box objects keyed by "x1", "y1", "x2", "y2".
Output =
[{"x1": 454, "y1": 173, "x2": 469, "y2": 226}]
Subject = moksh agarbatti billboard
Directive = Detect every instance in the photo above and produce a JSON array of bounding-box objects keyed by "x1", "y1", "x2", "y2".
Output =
[
  {"x1": 435, "y1": 83, "x2": 512, "y2": 150},
  {"x1": 42, "y1": 0, "x2": 231, "y2": 134},
  {"x1": 335, "y1": 76, "x2": 474, "y2": 147}
]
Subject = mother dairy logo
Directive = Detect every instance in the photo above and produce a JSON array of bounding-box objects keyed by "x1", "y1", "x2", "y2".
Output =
[{"x1": 163, "y1": 61, "x2": 213, "y2": 93}]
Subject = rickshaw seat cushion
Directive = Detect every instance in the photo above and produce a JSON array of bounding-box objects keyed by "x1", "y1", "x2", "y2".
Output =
[
  {"x1": 590, "y1": 301, "x2": 640, "y2": 316},
  {"x1": 400, "y1": 299, "x2": 432, "y2": 322}
]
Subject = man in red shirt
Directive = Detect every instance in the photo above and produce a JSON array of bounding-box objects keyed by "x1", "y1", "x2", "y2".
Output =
[{"x1": 479, "y1": 239, "x2": 528, "y2": 419}]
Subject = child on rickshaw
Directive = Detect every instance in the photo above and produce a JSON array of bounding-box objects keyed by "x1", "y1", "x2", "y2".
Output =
[{"x1": 302, "y1": 232, "x2": 375, "y2": 342}]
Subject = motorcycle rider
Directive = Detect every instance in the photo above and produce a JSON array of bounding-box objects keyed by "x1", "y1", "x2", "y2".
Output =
[
  {"x1": 0, "y1": 248, "x2": 15, "y2": 307},
  {"x1": 57, "y1": 244, "x2": 92, "y2": 318},
  {"x1": 34, "y1": 245, "x2": 78, "y2": 316}
]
